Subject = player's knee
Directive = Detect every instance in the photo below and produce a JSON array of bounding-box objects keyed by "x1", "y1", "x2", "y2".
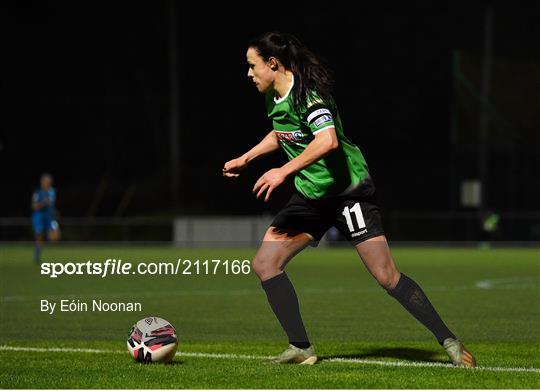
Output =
[
  {"x1": 375, "y1": 268, "x2": 400, "y2": 290},
  {"x1": 252, "y1": 252, "x2": 285, "y2": 281},
  {"x1": 252, "y1": 258, "x2": 279, "y2": 280}
]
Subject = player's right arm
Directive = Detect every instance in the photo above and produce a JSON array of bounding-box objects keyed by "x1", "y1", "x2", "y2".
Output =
[
  {"x1": 223, "y1": 130, "x2": 279, "y2": 178},
  {"x1": 31, "y1": 192, "x2": 48, "y2": 211}
]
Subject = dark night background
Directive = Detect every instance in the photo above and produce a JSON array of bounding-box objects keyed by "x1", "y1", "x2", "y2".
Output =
[{"x1": 2, "y1": 2, "x2": 539, "y2": 240}]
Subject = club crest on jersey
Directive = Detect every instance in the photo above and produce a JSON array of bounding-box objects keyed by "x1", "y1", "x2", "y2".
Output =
[{"x1": 276, "y1": 130, "x2": 306, "y2": 143}]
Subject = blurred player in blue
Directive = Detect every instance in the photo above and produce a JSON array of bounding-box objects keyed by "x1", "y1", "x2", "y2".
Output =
[{"x1": 31, "y1": 173, "x2": 60, "y2": 263}]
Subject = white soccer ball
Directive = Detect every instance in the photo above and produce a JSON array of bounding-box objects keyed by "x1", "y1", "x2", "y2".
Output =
[{"x1": 127, "y1": 316, "x2": 178, "y2": 363}]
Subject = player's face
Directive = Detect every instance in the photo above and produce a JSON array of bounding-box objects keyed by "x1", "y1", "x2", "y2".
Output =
[
  {"x1": 41, "y1": 176, "x2": 52, "y2": 190},
  {"x1": 246, "y1": 48, "x2": 274, "y2": 93}
]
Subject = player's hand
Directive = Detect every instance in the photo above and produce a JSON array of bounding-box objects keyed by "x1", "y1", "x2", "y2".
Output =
[
  {"x1": 222, "y1": 156, "x2": 248, "y2": 178},
  {"x1": 253, "y1": 168, "x2": 288, "y2": 202}
]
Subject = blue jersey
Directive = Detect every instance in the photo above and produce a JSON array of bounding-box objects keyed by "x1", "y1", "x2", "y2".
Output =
[{"x1": 32, "y1": 188, "x2": 56, "y2": 218}]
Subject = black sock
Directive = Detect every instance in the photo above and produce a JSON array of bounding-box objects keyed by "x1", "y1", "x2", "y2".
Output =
[
  {"x1": 388, "y1": 273, "x2": 456, "y2": 344},
  {"x1": 261, "y1": 272, "x2": 310, "y2": 348}
]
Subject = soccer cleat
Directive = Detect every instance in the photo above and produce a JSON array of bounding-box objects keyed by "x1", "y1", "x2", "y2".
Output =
[
  {"x1": 270, "y1": 344, "x2": 318, "y2": 365},
  {"x1": 443, "y1": 338, "x2": 476, "y2": 368}
]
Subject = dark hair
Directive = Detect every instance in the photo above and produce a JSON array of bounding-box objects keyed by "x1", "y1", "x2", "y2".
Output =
[{"x1": 248, "y1": 32, "x2": 334, "y2": 111}]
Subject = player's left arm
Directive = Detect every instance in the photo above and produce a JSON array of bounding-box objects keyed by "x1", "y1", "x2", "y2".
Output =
[
  {"x1": 253, "y1": 127, "x2": 339, "y2": 201},
  {"x1": 281, "y1": 128, "x2": 339, "y2": 175}
]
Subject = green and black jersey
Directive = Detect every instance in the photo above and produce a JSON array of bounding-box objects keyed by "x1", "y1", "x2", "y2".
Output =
[{"x1": 265, "y1": 75, "x2": 369, "y2": 199}]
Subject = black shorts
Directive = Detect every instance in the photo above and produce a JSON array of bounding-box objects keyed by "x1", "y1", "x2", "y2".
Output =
[{"x1": 271, "y1": 177, "x2": 384, "y2": 246}]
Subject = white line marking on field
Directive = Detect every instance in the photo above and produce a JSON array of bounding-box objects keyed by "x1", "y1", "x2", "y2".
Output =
[
  {"x1": 1, "y1": 345, "x2": 538, "y2": 373},
  {"x1": 180, "y1": 351, "x2": 272, "y2": 360},
  {"x1": 0, "y1": 346, "x2": 120, "y2": 354},
  {"x1": 475, "y1": 277, "x2": 540, "y2": 290},
  {"x1": 326, "y1": 357, "x2": 540, "y2": 373}
]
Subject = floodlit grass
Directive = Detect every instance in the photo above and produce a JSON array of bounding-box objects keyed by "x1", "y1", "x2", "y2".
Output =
[{"x1": 1, "y1": 244, "x2": 539, "y2": 388}]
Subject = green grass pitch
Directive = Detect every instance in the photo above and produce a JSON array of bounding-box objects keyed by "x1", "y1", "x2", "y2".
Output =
[{"x1": 1, "y1": 244, "x2": 539, "y2": 388}]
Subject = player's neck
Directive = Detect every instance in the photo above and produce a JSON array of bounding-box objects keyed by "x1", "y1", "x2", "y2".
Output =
[{"x1": 273, "y1": 71, "x2": 294, "y2": 100}]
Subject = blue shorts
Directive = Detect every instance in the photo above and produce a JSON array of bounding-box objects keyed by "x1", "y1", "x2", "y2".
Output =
[{"x1": 32, "y1": 214, "x2": 59, "y2": 235}]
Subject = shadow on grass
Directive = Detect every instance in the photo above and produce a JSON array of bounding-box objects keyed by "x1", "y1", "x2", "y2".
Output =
[
  {"x1": 135, "y1": 360, "x2": 184, "y2": 366},
  {"x1": 321, "y1": 347, "x2": 445, "y2": 363},
  {"x1": 165, "y1": 360, "x2": 184, "y2": 366}
]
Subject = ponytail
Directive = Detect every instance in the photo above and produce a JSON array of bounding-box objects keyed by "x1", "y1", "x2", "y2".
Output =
[{"x1": 248, "y1": 32, "x2": 334, "y2": 112}]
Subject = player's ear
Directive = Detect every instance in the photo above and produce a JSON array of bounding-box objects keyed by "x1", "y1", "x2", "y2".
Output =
[{"x1": 267, "y1": 57, "x2": 278, "y2": 71}]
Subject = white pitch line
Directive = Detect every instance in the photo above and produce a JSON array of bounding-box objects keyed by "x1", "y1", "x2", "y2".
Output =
[
  {"x1": 0, "y1": 346, "x2": 121, "y2": 354},
  {"x1": 1, "y1": 345, "x2": 538, "y2": 374},
  {"x1": 326, "y1": 357, "x2": 540, "y2": 373},
  {"x1": 475, "y1": 276, "x2": 540, "y2": 290},
  {"x1": 180, "y1": 351, "x2": 272, "y2": 360}
]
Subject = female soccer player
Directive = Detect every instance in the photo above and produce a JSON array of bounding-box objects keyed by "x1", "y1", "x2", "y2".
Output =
[{"x1": 223, "y1": 32, "x2": 475, "y2": 367}]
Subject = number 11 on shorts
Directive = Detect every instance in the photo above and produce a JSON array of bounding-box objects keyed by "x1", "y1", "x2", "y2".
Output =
[{"x1": 342, "y1": 203, "x2": 366, "y2": 232}]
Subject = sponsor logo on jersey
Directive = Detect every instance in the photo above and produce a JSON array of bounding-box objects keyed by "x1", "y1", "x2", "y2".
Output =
[
  {"x1": 351, "y1": 228, "x2": 368, "y2": 237},
  {"x1": 314, "y1": 115, "x2": 333, "y2": 127},
  {"x1": 276, "y1": 130, "x2": 306, "y2": 143}
]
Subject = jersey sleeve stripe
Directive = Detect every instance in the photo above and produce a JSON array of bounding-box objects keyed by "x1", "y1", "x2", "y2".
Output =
[{"x1": 312, "y1": 125, "x2": 335, "y2": 134}]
